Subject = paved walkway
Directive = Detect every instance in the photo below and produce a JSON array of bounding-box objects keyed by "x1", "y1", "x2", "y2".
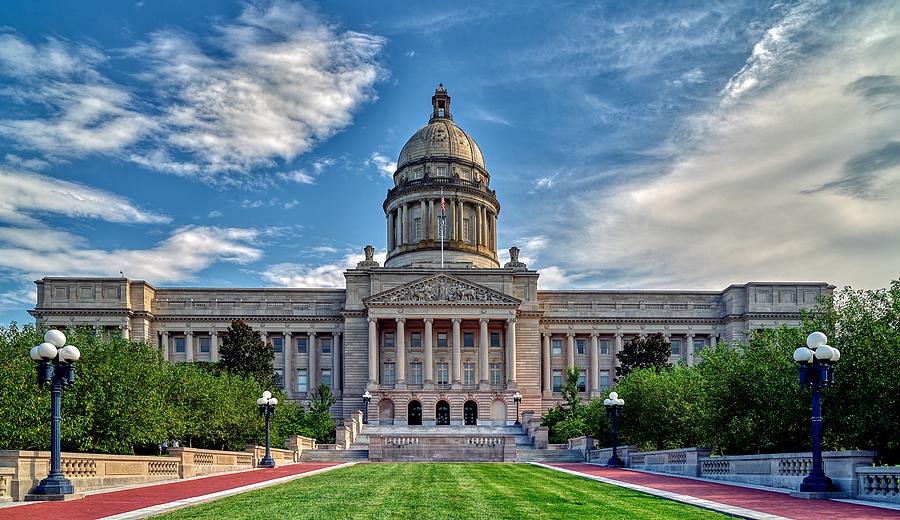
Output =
[
  {"x1": 1, "y1": 462, "x2": 345, "y2": 520},
  {"x1": 543, "y1": 463, "x2": 900, "y2": 520}
]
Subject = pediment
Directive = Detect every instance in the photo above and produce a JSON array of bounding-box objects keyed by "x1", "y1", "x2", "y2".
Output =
[{"x1": 365, "y1": 274, "x2": 520, "y2": 307}]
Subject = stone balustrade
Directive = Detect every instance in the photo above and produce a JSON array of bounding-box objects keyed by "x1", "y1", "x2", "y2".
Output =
[
  {"x1": 567, "y1": 436, "x2": 594, "y2": 454},
  {"x1": 244, "y1": 445, "x2": 298, "y2": 466},
  {"x1": 857, "y1": 466, "x2": 900, "y2": 505},
  {"x1": 286, "y1": 435, "x2": 318, "y2": 455},
  {"x1": 0, "y1": 466, "x2": 13, "y2": 503},
  {"x1": 368, "y1": 434, "x2": 516, "y2": 462},
  {"x1": 627, "y1": 447, "x2": 711, "y2": 476},
  {"x1": 168, "y1": 447, "x2": 254, "y2": 479},
  {"x1": 588, "y1": 445, "x2": 637, "y2": 466}
]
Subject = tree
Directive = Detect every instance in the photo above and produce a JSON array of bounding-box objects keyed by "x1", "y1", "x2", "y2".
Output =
[
  {"x1": 219, "y1": 319, "x2": 276, "y2": 387},
  {"x1": 561, "y1": 366, "x2": 581, "y2": 418},
  {"x1": 297, "y1": 383, "x2": 337, "y2": 443},
  {"x1": 615, "y1": 332, "x2": 671, "y2": 379}
]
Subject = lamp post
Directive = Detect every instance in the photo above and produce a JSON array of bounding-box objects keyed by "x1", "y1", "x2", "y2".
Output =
[
  {"x1": 793, "y1": 331, "x2": 840, "y2": 493},
  {"x1": 29, "y1": 330, "x2": 81, "y2": 498},
  {"x1": 513, "y1": 391, "x2": 522, "y2": 425},
  {"x1": 603, "y1": 391, "x2": 625, "y2": 468},
  {"x1": 256, "y1": 391, "x2": 278, "y2": 468},
  {"x1": 362, "y1": 391, "x2": 372, "y2": 424}
]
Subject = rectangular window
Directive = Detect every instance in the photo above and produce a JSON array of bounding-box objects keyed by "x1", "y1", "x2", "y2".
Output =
[
  {"x1": 695, "y1": 338, "x2": 707, "y2": 351},
  {"x1": 321, "y1": 369, "x2": 332, "y2": 387},
  {"x1": 272, "y1": 336, "x2": 283, "y2": 353},
  {"x1": 199, "y1": 336, "x2": 211, "y2": 354},
  {"x1": 490, "y1": 363, "x2": 503, "y2": 385},
  {"x1": 410, "y1": 332, "x2": 422, "y2": 348},
  {"x1": 490, "y1": 332, "x2": 501, "y2": 348},
  {"x1": 463, "y1": 218, "x2": 471, "y2": 241},
  {"x1": 414, "y1": 218, "x2": 422, "y2": 240},
  {"x1": 274, "y1": 368, "x2": 284, "y2": 388},
  {"x1": 577, "y1": 370, "x2": 586, "y2": 392},
  {"x1": 297, "y1": 368, "x2": 308, "y2": 392},
  {"x1": 297, "y1": 337, "x2": 308, "y2": 354},
  {"x1": 410, "y1": 363, "x2": 423, "y2": 384},
  {"x1": 383, "y1": 362, "x2": 396, "y2": 385},
  {"x1": 175, "y1": 337, "x2": 185, "y2": 353},
  {"x1": 463, "y1": 332, "x2": 475, "y2": 348},
  {"x1": 436, "y1": 363, "x2": 449, "y2": 384},
  {"x1": 437, "y1": 332, "x2": 448, "y2": 348},
  {"x1": 600, "y1": 340, "x2": 611, "y2": 355},
  {"x1": 600, "y1": 370, "x2": 610, "y2": 389},
  {"x1": 551, "y1": 338, "x2": 562, "y2": 355},
  {"x1": 321, "y1": 337, "x2": 332, "y2": 354},
  {"x1": 671, "y1": 339, "x2": 682, "y2": 355},
  {"x1": 576, "y1": 338, "x2": 586, "y2": 355},
  {"x1": 384, "y1": 332, "x2": 394, "y2": 348},
  {"x1": 463, "y1": 363, "x2": 476, "y2": 385},
  {"x1": 552, "y1": 370, "x2": 562, "y2": 392}
]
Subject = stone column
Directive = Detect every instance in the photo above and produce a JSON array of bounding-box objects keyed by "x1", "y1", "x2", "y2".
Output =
[
  {"x1": 566, "y1": 332, "x2": 575, "y2": 369},
  {"x1": 428, "y1": 199, "x2": 436, "y2": 239},
  {"x1": 368, "y1": 318, "x2": 378, "y2": 384},
  {"x1": 506, "y1": 318, "x2": 517, "y2": 383},
  {"x1": 475, "y1": 204, "x2": 482, "y2": 246},
  {"x1": 457, "y1": 200, "x2": 464, "y2": 241},
  {"x1": 614, "y1": 333, "x2": 623, "y2": 372},
  {"x1": 479, "y1": 318, "x2": 490, "y2": 385},
  {"x1": 419, "y1": 200, "x2": 426, "y2": 241},
  {"x1": 284, "y1": 331, "x2": 293, "y2": 398},
  {"x1": 686, "y1": 333, "x2": 695, "y2": 365},
  {"x1": 481, "y1": 206, "x2": 488, "y2": 246},
  {"x1": 542, "y1": 333, "x2": 551, "y2": 394},
  {"x1": 387, "y1": 211, "x2": 394, "y2": 251},
  {"x1": 710, "y1": 334, "x2": 718, "y2": 348},
  {"x1": 395, "y1": 318, "x2": 406, "y2": 386},
  {"x1": 424, "y1": 318, "x2": 434, "y2": 384},
  {"x1": 332, "y1": 332, "x2": 342, "y2": 396},
  {"x1": 308, "y1": 331, "x2": 318, "y2": 393},
  {"x1": 210, "y1": 329, "x2": 219, "y2": 362},
  {"x1": 185, "y1": 331, "x2": 194, "y2": 362},
  {"x1": 449, "y1": 197, "x2": 456, "y2": 241},
  {"x1": 451, "y1": 318, "x2": 462, "y2": 385},
  {"x1": 590, "y1": 333, "x2": 600, "y2": 394},
  {"x1": 401, "y1": 203, "x2": 409, "y2": 245},
  {"x1": 161, "y1": 331, "x2": 170, "y2": 362}
]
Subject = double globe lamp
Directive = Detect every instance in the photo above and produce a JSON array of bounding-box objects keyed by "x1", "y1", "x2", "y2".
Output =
[
  {"x1": 603, "y1": 391, "x2": 625, "y2": 468},
  {"x1": 256, "y1": 391, "x2": 278, "y2": 468}
]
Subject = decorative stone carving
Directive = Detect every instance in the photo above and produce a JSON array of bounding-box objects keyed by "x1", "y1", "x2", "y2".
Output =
[
  {"x1": 357, "y1": 245, "x2": 380, "y2": 268},
  {"x1": 365, "y1": 274, "x2": 520, "y2": 306},
  {"x1": 504, "y1": 246, "x2": 527, "y2": 269}
]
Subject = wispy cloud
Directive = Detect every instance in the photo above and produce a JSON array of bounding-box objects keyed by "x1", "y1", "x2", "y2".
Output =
[
  {"x1": 261, "y1": 249, "x2": 386, "y2": 288},
  {"x1": 471, "y1": 107, "x2": 513, "y2": 126},
  {"x1": 369, "y1": 152, "x2": 396, "y2": 179},
  {"x1": 278, "y1": 170, "x2": 316, "y2": 185}
]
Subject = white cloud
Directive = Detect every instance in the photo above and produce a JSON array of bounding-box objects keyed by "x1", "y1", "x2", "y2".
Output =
[
  {"x1": 405, "y1": 50, "x2": 415, "y2": 58},
  {"x1": 0, "y1": 284, "x2": 37, "y2": 312},
  {"x1": 537, "y1": 266, "x2": 572, "y2": 290},
  {"x1": 239, "y1": 199, "x2": 264, "y2": 209},
  {"x1": 207, "y1": 210, "x2": 223, "y2": 218},
  {"x1": 262, "y1": 250, "x2": 387, "y2": 288},
  {"x1": 369, "y1": 152, "x2": 396, "y2": 178},
  {"x1": 283, "y1": 199, "x2": 299, "y2": 209},
  {"x1": 4, "y1": 154, "x2": 51, "y2": 171},
  {"x1": 0, "y1": 168, "x2": 170, "y2": 226},
  {"x1": 471, "y1": 107, "x2": 513, "y2": 126},
  {"x1": 0, "y1": 34, "x2": 104, "y2": 78},
  {"x1": 534, "y1": 176, "x2": 555, "y2": 189},
  {"x1": 278, "y1": 170, "x2": 316, "y2": 185}
]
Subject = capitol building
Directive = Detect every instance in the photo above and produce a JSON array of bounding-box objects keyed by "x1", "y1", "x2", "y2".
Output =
[{"x1": 30, "y1": 86, "x2": 832, "y2": 427}]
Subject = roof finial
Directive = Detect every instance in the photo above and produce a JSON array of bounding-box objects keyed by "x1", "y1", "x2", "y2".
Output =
[{"x1": 431, "y1": 84, "x2": 451, "y2": 121}]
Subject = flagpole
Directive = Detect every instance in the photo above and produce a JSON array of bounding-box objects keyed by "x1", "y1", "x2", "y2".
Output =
[{"x1": 440, "y1": 189, "x2": 445, "y2": 269}]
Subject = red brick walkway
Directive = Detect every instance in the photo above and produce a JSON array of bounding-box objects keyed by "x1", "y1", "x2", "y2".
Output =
[
  {"x1": 1, "y1": 462, "x2": 341, "y2": 520},
  {"x1": 548, "y1": 463, "x2": 900, "y2": 520}
]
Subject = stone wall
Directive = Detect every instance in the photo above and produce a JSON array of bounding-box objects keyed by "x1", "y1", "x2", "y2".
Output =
[
  {"x1": 368, "y1": 435, "x2": 516, "y2": 462},
  {"x1": 628, "y1": 447, "x2": 712, "y2": 477}
]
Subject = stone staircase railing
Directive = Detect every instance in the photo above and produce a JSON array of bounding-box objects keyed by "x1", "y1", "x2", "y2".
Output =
[{"x1": 335, "y1": 410, "x2": 365, "y2": 449}]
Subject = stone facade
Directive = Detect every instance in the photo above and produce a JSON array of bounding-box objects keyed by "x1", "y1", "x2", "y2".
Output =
[{"x1": 28, "y1": 86, "x2": 833, "y2": 428}]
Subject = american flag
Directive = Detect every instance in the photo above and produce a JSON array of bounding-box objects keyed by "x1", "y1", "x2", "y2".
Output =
[{"x1": 440, "y1": 196, "x2": 445, "y2": 214}]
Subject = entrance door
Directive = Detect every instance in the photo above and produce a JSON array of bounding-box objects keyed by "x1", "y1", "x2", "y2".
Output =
[
  {"x1": 435, "y1": 400, "x2": 450, "y2": 426},
  {"x1": 464, "y1": 400, "x2": 478, "y2": 426},
  {"x1": 407, "y1": 400, "x2": 422, "y2": 426}
]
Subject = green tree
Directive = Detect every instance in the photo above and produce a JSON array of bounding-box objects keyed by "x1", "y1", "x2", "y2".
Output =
[
  {"x1": 298, "y1": 383, "x2": 337, "y2": 443},
  {"x1": 561, "y1": 366, "x2": 581, "y2": 418},
  {"x1": 615, "y1": 332, "x2": 672, "y2": 379},
  {"x1": 219, "y1": 319, "x2": 276, "y2": 387}
]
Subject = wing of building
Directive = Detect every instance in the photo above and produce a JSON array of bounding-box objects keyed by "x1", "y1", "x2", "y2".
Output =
[{"x1": 30, "y1": 85, "x2": 833, "y2": 426}]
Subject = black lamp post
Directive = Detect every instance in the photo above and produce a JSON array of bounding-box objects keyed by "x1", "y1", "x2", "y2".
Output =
[
  {"x1": 604, "y1": 391, "x2": 625, "y2": 468},
  {"x1": 793, "y1": 331, "x2": 840, "y2": 493},
  {"x1": 256, "y1": 391, "x2": 278, "y2": 468},
  {"x1": 362, "y1": 391, "x2": 372, "y2": 424},
  {"x1": 513, "y1": 391, "x2": 522, "y2": 425},
  {"x1": 28, "y1": 330, "x2": 81, "y2": 498}
]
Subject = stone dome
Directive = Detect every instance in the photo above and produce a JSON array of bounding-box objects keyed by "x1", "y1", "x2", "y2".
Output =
[{"x1": 397, "y1": 119, "x2": 485, "y2": 171}]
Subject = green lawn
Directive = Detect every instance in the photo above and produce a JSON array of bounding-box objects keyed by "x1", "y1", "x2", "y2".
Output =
[{"x1": 155, "y1": 463, "x2": 728, "y2": 519}]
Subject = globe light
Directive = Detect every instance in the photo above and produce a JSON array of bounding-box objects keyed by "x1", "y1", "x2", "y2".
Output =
[
  {"x1": 263, "y1": 391, "x2": 272, "y2": 400},
  {"x1": 37, "y1": 342, "x2": 58, "y2": 361},
  {"x1": 603, "y1": 399, "x2": 612, "y2": 406},
  {"x1": 617, "y1": 399, "x2": 625, "y2": 406},
  {"x1": 609, "y1": 391, "x2": 619, "y2": 400},
  {"x1": 363, "y1": 390, "x2": 372, "y2": 400},
  {"x1": 44, "y1": 329, "x2": 67, "y2": 348},
  {"x1": 30, "y1": 345, "x2": 42, "y2": 361},
  {"x1": 59, "y1": 345, "x2": 80, "y2": 363},
  {"x1": 806, "y1": 331, "x2": 827, "y2": 350},
  {"x1": 257, "y1": 397, "x2": 267, "y2": 406},
  {"x1": 814, "y1": 345, "x2": 835, "y2": 361},
  {"x1": 793, "y1": 347, "x2": 815, "y2": 363},
  {"x1": 269, "y1": 398, "x2": 278, "y2": 406},
  {"x1": 830, "y1": 348, "x2": 841, "y2": 362}
]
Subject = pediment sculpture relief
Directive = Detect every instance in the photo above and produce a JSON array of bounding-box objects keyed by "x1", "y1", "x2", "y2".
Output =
[{"x1": 367, "y1": 275, "x2": 519, "y2": 305}]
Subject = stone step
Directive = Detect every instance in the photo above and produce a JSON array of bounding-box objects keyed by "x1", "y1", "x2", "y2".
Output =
[
  {"x1": 299, "y1": 449, "x2": 369, "y2": 462},
  {"x1": 515, "y1": 449, "x2": 584, "y2": 463}
]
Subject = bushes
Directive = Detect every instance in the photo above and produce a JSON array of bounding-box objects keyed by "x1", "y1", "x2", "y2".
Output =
[{"x1": 0, "y1": 323, "x2": 306, "y2": 454}]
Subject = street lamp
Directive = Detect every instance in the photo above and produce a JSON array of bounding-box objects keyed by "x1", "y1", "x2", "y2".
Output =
[
  {"x1": 362, "y1": 391, "x2": 372, "y2": 424},
  {"x1": 28, "y1": 330, "x2": 81, "y2": 498},
  {"x1": 256, "y1": 391, "x2": 278, "y2": 468},
  {"x1": 603, "y1": 391, "x2": 625, "y2": 468},
  {"x1": 513, "y1": 391, "x2": 522, "y2": 425},
  {"x1": 793, "y1": 331, "x2": 840, "y2": 493}
]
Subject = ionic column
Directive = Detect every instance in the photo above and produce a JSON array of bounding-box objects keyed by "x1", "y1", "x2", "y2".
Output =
[
  {"x1": 614, "y1": 333, "x2": 623, "y2": 371},
  {"x1": 481, "y1": 206, "x2": 488, "y2": 246},
  {"x1": 284, "y1": 331, "x2": 293, "y2": 397},
  {"x1": 457, "y1": 200, "x2": 464, "y2": 240},
  {"x1": 566, "y1": 332, "x2": 575, "y2": 369},
  {"x1": 161, "y1": 331, "x2": 170, "y2": 362},
  {"x1": 210, "y1": 329, "x2": 219, "y2": 362},
  {"x1": 395, "y1": 318, "x2": 406, "y2": 385},
  {"x1": 401, "y1": 203, "x2": 409, "y2": 244},
  {"x1": 419, "y1": 200, "x2": 426, "y2": 241},
  {"x1": 449, "y1": 197, "x2": 456, "y2": 241},
  {"x1": 475, "y1": 204, "x2": 482, "y2": 246},
  {"x1": 590, "y1": 333, "x2": 600, "y2": 394},
  {"x1": 387, "y1": 212, "x2": 394, "y2": 251},
  {"x1": 506, "y1": 318, "x2": 517, "y2": 383},
  {"x1": 542, "y1": 333, "x2": 551, "y2": 394},
  {"x1": 424, "y1": 318, "x2": 434, "y2": 383},
  {"x1": 451, "y1": 318, "x2": 462, "y2": 384},
  {"x1": 686, "y1": 333, "x2": 695, "y2": 365},
  {"x1": 332, "y1": 332, "x2": 342, "y2": 396},
  {"x1": 428, "y1": 199, "x2": 436, "y2": 239},
  {"x1": 479, "y1": 318, "x2": 489, "y2": 384},
  {"x1": 308, "y1": 332, "x2": 318, "y2": 393},
  {"x1": 185, "y1": 331, "x2": 194, "y2": 362},
  {"x1": 368, "y1": 318, "x2": 378, "y2": 384},
  {"x1": 710, "y1": 334, "x2": 718, "y2": 348}
]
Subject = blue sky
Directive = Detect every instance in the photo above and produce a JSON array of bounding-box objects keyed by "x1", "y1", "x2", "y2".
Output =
[{"x1": 1, "y1": 0, "x2": 898, "y2": 325}]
